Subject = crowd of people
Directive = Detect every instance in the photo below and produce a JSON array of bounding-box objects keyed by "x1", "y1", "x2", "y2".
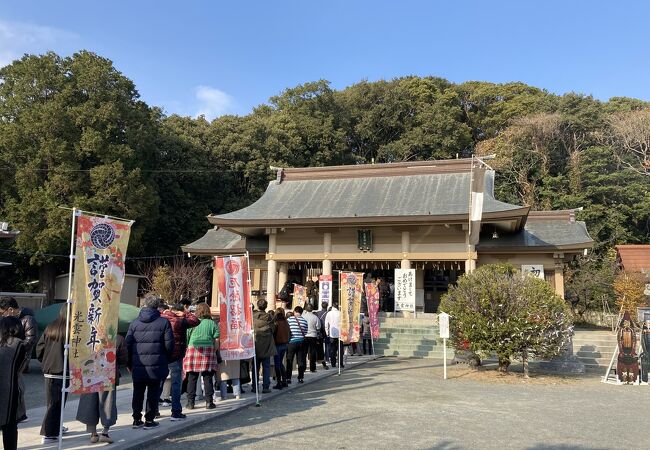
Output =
[{"x1": 0, "y1": 293, "x2": 375, "y2": 448}]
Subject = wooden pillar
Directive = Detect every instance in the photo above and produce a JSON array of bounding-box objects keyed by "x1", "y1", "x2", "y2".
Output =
[
  {"x1": 554, "y1": 257, "x2": 565, "y2": 299},
  {"x1": 401, "y1": 231, "x2": 410, "y2": 269},
  {"x1": 210, "y1": 257, "x2": 219, "y2": 307},
  {"x1": 464, "y1": 228, "x2": 476, "y2": 273},
  {"x1": 323, "y1": 232, "x2": 332, "y2": 275},
  {"x1": 266, "y1": 231, "x2": 278, "y2": 310},
  {"x1": 278, "y1": 263, "x2": 288, "y2": 291}
]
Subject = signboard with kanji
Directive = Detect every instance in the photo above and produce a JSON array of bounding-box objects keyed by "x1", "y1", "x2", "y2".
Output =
[{"x1": 394, "y1": 268, "x2": 415, "y2": 312}]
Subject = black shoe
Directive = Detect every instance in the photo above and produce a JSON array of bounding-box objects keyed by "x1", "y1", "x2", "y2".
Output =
[
  {"x1": 170, "y1": 413, "x2": 187, "y2": 421},
  {"x1": 132, "y1": 419, "x2": 144, "y2": 429},
  {"x1": 273, "y1": 383, "x2": 284, "y2": 390},
  {"x1": 143, "y1": 420, "x2": 159, "y2": 430},
  {"x1": 282, "y1": 381, "x2": 288, "y2": 388},
  {"x1": 310, "y1": 369, "x2": 317, "y2": 373},
  {"x1": 322, "y1": 361, "x2": 329, "y2": 369},
  {"x1": 298, "y1": 379, "x2": 304, "y2": 383},
  {"x1": 16, "y1": 415, "x2": 28, "y2": 423},
  {"x1": 155, "y1": 413, "x2": 161, "y2": 419},
  {"x1": 262, "y1": 388, "x2": 272, "y2": 393},
  {"x1": 206, "y1": 402, "x2": 216, "y2": 409},
  {"x1": 286, "y1": 379, "x2": 292, "y2": 384}
]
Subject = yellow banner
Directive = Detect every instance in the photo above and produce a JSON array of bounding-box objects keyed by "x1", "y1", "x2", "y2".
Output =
[
  {"x1": 69, "y1": 214, "x2": 132, "y2": 394},
  {"x1": 339, "y1": 271, "x2": 363, "y2": 344}
]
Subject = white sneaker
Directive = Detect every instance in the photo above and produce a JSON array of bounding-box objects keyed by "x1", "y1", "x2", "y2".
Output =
[
  {"x1": 62, "y1": 426, "x2": 69, "y2": 434},
  {"x1": 42, "y1": 436, "x2": 59, "y2": 444},
  {"x1": 235, "y1": 395, "x2": 241, "y2": 400}
]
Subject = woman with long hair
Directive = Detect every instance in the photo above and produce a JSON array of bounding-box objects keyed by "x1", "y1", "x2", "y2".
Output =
[
  {"x1": 36, "y1": 306, "x2": 69, "y2": 444},
  {"x1": 182, "y1": 303, "x2": 219, "y2": 410},
  {"x1": 272, "y1": 307, "x2": 290, "y2": 389},
  {"x1": 0, "y1": 317, "x2": 26, "y2": 450}
]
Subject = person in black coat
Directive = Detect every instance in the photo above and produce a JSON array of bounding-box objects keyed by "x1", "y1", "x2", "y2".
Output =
[
  {"x1": 125, "y1": 295, "x2": 174, "y2": 429},
  {"x1": 0, "y1": 296, "x2": 38, "y2": 422},
  {"x1": 36, "y1": 307, "x2": 68, "y2": 444},
  {"x1": 0, "y1": 317, "x2": 25, "y2": 450}
]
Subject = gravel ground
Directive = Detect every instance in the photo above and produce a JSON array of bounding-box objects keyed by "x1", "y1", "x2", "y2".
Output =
[{"x1": 144, "y1": 358, "x2": 650, "y2": 450}]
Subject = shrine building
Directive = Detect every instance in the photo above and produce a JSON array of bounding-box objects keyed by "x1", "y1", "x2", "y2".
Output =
[{"x1": 183, "y1": 158, "x2": 593, "y2": 313}]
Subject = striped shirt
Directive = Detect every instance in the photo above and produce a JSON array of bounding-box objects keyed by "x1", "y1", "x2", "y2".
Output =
[{"x1": 288, "y1": 315, "x2": 308, "y2": 344}]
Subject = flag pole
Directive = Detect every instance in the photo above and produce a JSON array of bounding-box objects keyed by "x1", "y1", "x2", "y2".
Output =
[
  {"x1": 244, "y1": 252, "x2": 261, "y2": 407},
  {"x1": 58, "y1": 207, "x2": 78, "y2": 449},
  {"x1": 338, "y1": 271, "x2": 342, "y2": 377},
  {"x1": 467, "y1": 155, "x2": 474, "y2": 274}
]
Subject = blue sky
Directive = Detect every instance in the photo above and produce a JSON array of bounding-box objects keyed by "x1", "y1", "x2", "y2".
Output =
[{"x1": 1, "y1": 1, "x2": 648, "y2": 120}]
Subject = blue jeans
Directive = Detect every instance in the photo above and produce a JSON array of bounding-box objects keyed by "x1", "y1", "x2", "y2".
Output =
[
  {"x1": 168, "y1": 360, "x2": 182, "y2": 414},
  {"x1": 274, "y1": 344, "x2": 288, "y2": 384},
  {"x1": 219, "y1": 379, "x2": 240, "y2": 399},
  {"x1": 253, "y1": 357, "x2": 271, "y2": 390}
]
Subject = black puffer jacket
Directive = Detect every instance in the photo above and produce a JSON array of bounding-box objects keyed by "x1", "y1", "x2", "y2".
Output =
[{"x1": 125, "y1": 307, "x2": 174, "y2": 382}]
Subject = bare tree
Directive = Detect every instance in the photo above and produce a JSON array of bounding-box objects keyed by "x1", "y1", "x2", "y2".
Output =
[
  {"x1": 603, "y1": 109, "x2": 650, "y2": 175},
  {"x1": 139, "y1": 257, "x2": 211, "y2": 304}
]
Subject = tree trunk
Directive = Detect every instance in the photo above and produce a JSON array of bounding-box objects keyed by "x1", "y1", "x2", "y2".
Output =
[
  {"x1": 522, "y1": 349, "x2": 529, "y2": 378},
  {"x1": 38, "y1": 262, "x2": 57, "y2": 306},
  {"x1": 498, "y1": 356, "x2": 510, "y2": 373}
]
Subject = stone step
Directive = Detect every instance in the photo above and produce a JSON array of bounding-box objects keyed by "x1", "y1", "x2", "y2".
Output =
[
  {"x1": 572, "y1": 341, "x2": 618, "y2": 348},
  {"x1": 573, "y1": 330, "x2": 616, "y2": 336},
  {"x1": 379, "y1": 328, "x2": 439, "y2": 335},
  {"x1": 376, "y1": 349, "x2": 449, "y2": 358},
  {"x1": 377, "y1": 338, "x2": 439, "y2": 344},
  {"x1": 576, "y1": 357, "x2": 614, "y2": 365},
  {"x1": 373, "y1": 343, "x2": 444, "y2": 352},
  {"x1": 576, "y1": 350, "x2": 615, "y2": 359}
]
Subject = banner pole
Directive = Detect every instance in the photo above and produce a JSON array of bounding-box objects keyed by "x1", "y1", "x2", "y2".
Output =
[
  {"x1": 338, "y1": 272, "x2": 342, "y2": 376},
  {"x1": 58, "y1": 207, "x2": 78, "y2": 449},
  {"x1": 443, "y1": 338, "x2": 447, "y2": 380},
  {"x1": 245, "y1": 252, "x2": 261, "y2": 407}
]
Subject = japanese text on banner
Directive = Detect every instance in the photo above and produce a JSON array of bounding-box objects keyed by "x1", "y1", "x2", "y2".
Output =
[
  {"x1": 70, "y1": 214, "x2": 131, "y2": 394},
  {"x1": 339, "y1": 271, "x2": 363, "y2": 344},
  {"x1": 217, "y1": 256, "x2": 255, "y2": 360}
]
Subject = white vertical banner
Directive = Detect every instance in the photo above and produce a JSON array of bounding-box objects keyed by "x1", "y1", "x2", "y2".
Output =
[
  {"x1": 394, "y1": 268, "x2": 416, "y2": 312},
  {"x1": 439, "y1": 312, "x2": 450, "y2": 380},
  {"x1": 318, "y1": 274, "x2": 332, "y2": 309}
]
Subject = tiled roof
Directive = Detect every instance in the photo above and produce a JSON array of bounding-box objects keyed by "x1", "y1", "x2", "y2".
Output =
[
  {"x1": 210, "y1": 160, "x2": 526, "y2": 226},
  {"x1": 616, "y1": 245, "x2": 650, "y2": 271},
  {"x1": 478, "y1": 217, "x2": 593, "y2": 251},
  {"x1": 181, "y1": 227, "x2": 268, "y2": 255}
]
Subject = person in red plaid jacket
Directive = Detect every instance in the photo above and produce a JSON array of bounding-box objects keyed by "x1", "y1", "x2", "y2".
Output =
[
  {"x1": 161, "y1": 303, "x2": 199, "y2": 420},
  {"x1": 182, "y1": 303, "x2": 219, "y2": 410}
]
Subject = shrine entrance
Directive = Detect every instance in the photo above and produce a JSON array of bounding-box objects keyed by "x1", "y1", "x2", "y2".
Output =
[{"x1": 423, "y1": 268, "x2": 464, "y2": 313}]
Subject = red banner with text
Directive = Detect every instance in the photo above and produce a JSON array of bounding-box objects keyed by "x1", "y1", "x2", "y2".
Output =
[{"x1": 216, "y1": 256, "x2": 255, "y2": 360}]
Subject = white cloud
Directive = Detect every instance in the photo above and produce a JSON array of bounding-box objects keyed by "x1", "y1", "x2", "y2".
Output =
[
  {"x1": 0, "y1": 20, "x2": 78, "y2": 67},
  {"x1": 194, "y1": 85, "x2": 235, "y2": 120}
]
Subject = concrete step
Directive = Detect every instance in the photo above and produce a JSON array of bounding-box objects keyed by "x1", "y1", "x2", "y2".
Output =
[
  {"x1": 573, "y1": 330, "x2": 616, "y2": 336},
  {"x1": 576, "y1": 357, "x2": 614, "y2": 366},
  {"x1": 376, "y1": 349, "x2": 450, "y2": 358},
  {"x1": 377, "y1": 335, "x2": 440, "y2": 342},
  {"x1": 373, "y1": 343, "x2": 443, "y2": 352},
  {"x1": 374, "y1": 338, "x2": 440, "y2": 345},
  {"x1": 573, "y1": 341, "x2": 617, "y2": 348},
  {"x1": 380, "y1": 328, "x2": 439, "y2": 335},
  {"x1": 576, "y1": 350, "x2": 615, "y2": 359}
]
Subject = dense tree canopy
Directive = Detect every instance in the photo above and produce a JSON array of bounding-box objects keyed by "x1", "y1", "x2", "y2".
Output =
[{"x1": 0, "y1": 51, "x2": 649, "y2": 304}]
